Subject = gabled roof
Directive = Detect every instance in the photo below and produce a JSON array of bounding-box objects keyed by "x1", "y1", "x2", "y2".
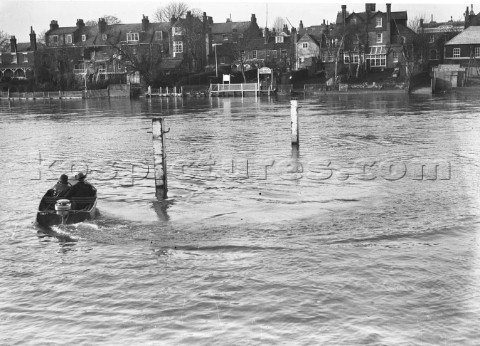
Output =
[
  {"x1": 445, "y1": 26, "x2": 480, "y2": 45},
  {"x1": 212, "y1": 21, "x2": 251, "y2": 34},
  {"x1": 304, "y1": 25, "x2": 326, "y2": 38},
  {"x1": 298, "y1": 33, "x2": 321, "y2": 46},
  {"x1": 48, "y1": 26, "x2": 77, "y2": 35},
  {"x1": 346, "y1": 10, "x2": 407, "y2": 23},
  {"x1": 16, "y1": 43, "x2": 31, "y2": 52}
]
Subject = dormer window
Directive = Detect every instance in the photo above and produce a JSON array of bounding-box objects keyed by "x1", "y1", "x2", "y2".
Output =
[
  {"x1": 23, "y1": 53, "x2": 28, "y2": 63},
  {"x1": 352, "y1": 18, "x2": 357, "y2": 24},
  {"x1": 82, "y1": 34, "x2": 86, "y2": 42},
  {"x1": 223, "y1": 34, "x2": 228, "y2": 41},
  {"x1": 11, "y1": 53, "x2": 17, "y2": 64},
  {"x1": 155, "y1": 31, "x2": 163, "y2": 40},
  {"x1": 51, "y1": 35, "x2": 58, "y2": 45},
  {"x1": 66, "y1": 34, "x2": 72, "y2": 44},
  {"x1": 127, "y1": 32, "x2": 139, "y2": 42},
  {"x1": 275, "y1": 36, "x2": 284, "y2": 43},
  {"x1": 376, "y1": 17, "x2": 382, "y2": 27}
]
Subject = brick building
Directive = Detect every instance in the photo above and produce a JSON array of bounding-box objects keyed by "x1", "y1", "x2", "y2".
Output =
[{"x1": 0, "y1": 27, "x2": 38, "y2": 81}]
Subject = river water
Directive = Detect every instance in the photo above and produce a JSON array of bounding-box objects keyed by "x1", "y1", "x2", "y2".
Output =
[{"x1": 1, "y1": 94, "x2": 480, "y2": 345}]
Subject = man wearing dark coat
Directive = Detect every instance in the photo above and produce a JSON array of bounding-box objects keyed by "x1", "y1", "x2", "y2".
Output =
[
  {"x1": 64, "y1": 172, "x2": 96, "y2": 208},
  {"x1": 52, "y1": 174, "x2": 70, "y2": 197}
]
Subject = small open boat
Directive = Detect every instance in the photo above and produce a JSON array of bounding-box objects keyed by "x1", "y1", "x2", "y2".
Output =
[{"x1": 36, "y1": 190, "x2": 97, "y2": 227}]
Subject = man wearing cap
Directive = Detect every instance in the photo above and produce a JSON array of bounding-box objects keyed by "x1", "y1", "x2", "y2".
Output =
[
  {"x1": 51, "y1": 174, "x2": 70, "y2": 197},
  {"x1": 64, "y1": 172, "x2": 97, "y2": 201}
]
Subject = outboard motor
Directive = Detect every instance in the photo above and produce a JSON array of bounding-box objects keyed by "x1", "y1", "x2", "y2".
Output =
[{"x1": 55, "y1": 199, "x2": 71, "y2": 225}]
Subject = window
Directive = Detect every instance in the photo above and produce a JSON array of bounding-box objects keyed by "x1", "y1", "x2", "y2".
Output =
[
  {"x1": 376, "y1": 17, "x2": 382, "y2": 27},
  {"x1": 127, "y1": 32, "x2": 139, "y2": 42},
  {"x1": 0, "y1": 53, "x2": 2, "y2": 64},
  {"x1": 272, "y1": 50, "x2": 278, "y2": 58},
  {"x1": 172, "y1": 26, "x2": 182, "y2": 36},
  {"x1": 155, "y1": 31, "x2": 163, "y2": 40},
  {"x1": 23, "y1": 53, "x2": 28, "y2": 63},
  {"x1": 352, "y1": 18, "x2": 357, "y2": 24},
  {"x1": 366, "y1": 46, "x2": 387, "y2": 67},
  {"x1": 429, "y1": 35, "x2": 435, "y2": 43},
  {"x1": 302, "y1": 42, "x2": 308, "y2": 48},
  {"x1": 11, "y1": 53, "x2": 17, "y2": 64},
  {"x1": 223, "y1": 34, "x2": 228, "y2": 41},
  {"x1": 219, "y1": 56, "x2": 225, "y2": 64},
  {"x1": 376, "y1": 33, "x2": 383, "y2": 43},
  {"x1": 475, "y1": 47, "x2": 480, "y2": 58},
  {"x1": 393, "y1": 51, "x2": 398, "y2": 62},
  {"x1": 66, "y1": 34, "x2": 72, "y2": 44},
  {"x1": 252, "y1": 50, "x2": 257, "y2": 58},
  {"x1": 102, "y1": 34, "x2": 107, "y2": 41},
  {"x1": 82, "y1": 34, "x2": 86, "y2": 42},
  {"x1": 51, "y1": 35, "x2": 58, "y2": 45},
  {"x1": 345, "y1": 54, "x2": 360, "y2": 63},
  {"x1": 453, "y1": 48, "x2": 460, "y2": 58},
  {"x1": 174, "y1": 41, "x2": 183, "y2": 53},
  {"x1": 275, "y1": 36, "x2": 284, "y2": 43}
]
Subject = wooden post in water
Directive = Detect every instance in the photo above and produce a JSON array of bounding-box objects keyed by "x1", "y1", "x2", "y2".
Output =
[
  {"x1": 290, "y1": 98, "x2": 299, "y2": 145},
  {"x1": 152, "y1": 118, "x2": 168, "y2": 198}
]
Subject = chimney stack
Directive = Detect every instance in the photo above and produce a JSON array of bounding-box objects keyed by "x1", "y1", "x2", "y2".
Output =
[
  {"x1": 98, "y1": 18, "x2": 107, "y2": 33},
  {"x1": 142, "y1": 15, "x2": 149, "y2": 31},
  {"x1": 76, "y1": 19, "x2": 85, "y2": 28},
  {"x1": 49, "y1": 20, "x2": 59, "y2": 31},
  {"x1": 386, "y1": 3, "x2": 391, "y2": 39},
  {"x1": 10, "y1": 36, "x2": 17, "y2": 52},
  {"x1": 29, "y1": 27, "x2": 37, "y2": 51},
  {"x1": 251, "y1": 14, "x2": 257, "y2": 24},
  {"x1": 341, "y1": 5, "x2": 347, "y2": 26}
]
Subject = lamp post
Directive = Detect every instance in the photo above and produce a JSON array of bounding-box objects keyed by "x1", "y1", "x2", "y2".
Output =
[{"x1": 213, "y1": 43, "x2": 222, "y2": 78}]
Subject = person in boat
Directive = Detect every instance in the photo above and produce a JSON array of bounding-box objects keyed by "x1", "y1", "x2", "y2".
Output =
[
  {"x1": 64, "y1": 172, "x2": 96, "y2": 208},
  {"x1": 51, "y1": 174, "x2": 70, "y2": 197}
]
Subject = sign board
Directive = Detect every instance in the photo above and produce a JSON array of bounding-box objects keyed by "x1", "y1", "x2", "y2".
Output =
[
  {"x1": 258, "y1": 67, "x2": 272, "y2": 74},
  {"x1": 223, "y1": 74, "x2": 230, "y2": 82}
]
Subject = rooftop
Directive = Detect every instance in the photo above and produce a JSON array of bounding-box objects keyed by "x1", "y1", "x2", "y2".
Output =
[{"x1": 445, "y1": 26, "x2": 480, "y2": 45}]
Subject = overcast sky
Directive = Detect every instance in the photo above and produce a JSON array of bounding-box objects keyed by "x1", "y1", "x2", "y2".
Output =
[{"x1": 0, "y1": 0, "x2": 468, "y2": 41}]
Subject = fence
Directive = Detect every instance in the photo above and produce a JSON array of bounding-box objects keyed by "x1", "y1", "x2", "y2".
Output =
[
  {"x1": 2, "y1": 91, "x2": 83, "y2": 99},
  {"x1": 181, "y1": 85, "x2": 209, "y2": 95},
  {"x1": 149, "y1": 86, "x2": 182, "y2": 96}
]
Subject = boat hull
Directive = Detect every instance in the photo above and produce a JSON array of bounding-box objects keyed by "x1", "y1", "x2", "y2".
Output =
[{"x1": 36, "y1": 193, "x2": 97, "y2": 227}]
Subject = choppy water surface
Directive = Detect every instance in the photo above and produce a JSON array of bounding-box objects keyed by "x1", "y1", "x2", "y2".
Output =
[{"x1": 1, "y1": 94, "x2": 480, "y2": 345}]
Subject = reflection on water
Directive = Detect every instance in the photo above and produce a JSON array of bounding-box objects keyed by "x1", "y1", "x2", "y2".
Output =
[{"x1": 1, "y1": 94, "x2": 480, "y2": 344}]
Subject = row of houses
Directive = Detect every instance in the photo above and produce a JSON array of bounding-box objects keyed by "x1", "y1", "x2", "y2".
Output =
[{"x1": 2, "y1": 3, "x2": 480, "y2": 87}]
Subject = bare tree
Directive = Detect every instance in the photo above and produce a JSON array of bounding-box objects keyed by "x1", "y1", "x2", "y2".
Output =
[
  {"x1": 85, "y1": 15, "x2": 122, "y2": 27},
  {"x1": 271, "y1": 17, "x2": 287, "y2": 33},
  {"x1": 0, "y1": 30, "x2": 10, "y2": 50},
  {"x1": 153, "y1": 2, "x2": 189, "y2": 22},
  {"x1": 105, "y1": 40, "x2": 165, "y2": 86}
]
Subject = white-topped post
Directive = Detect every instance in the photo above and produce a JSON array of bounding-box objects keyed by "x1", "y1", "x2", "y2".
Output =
[
  {"x1": 152, "y1": 118, "x2": 168, "y2": 198},
  {"x1": 290, "y1": 98, "x2": 299, "y2": 145}
]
